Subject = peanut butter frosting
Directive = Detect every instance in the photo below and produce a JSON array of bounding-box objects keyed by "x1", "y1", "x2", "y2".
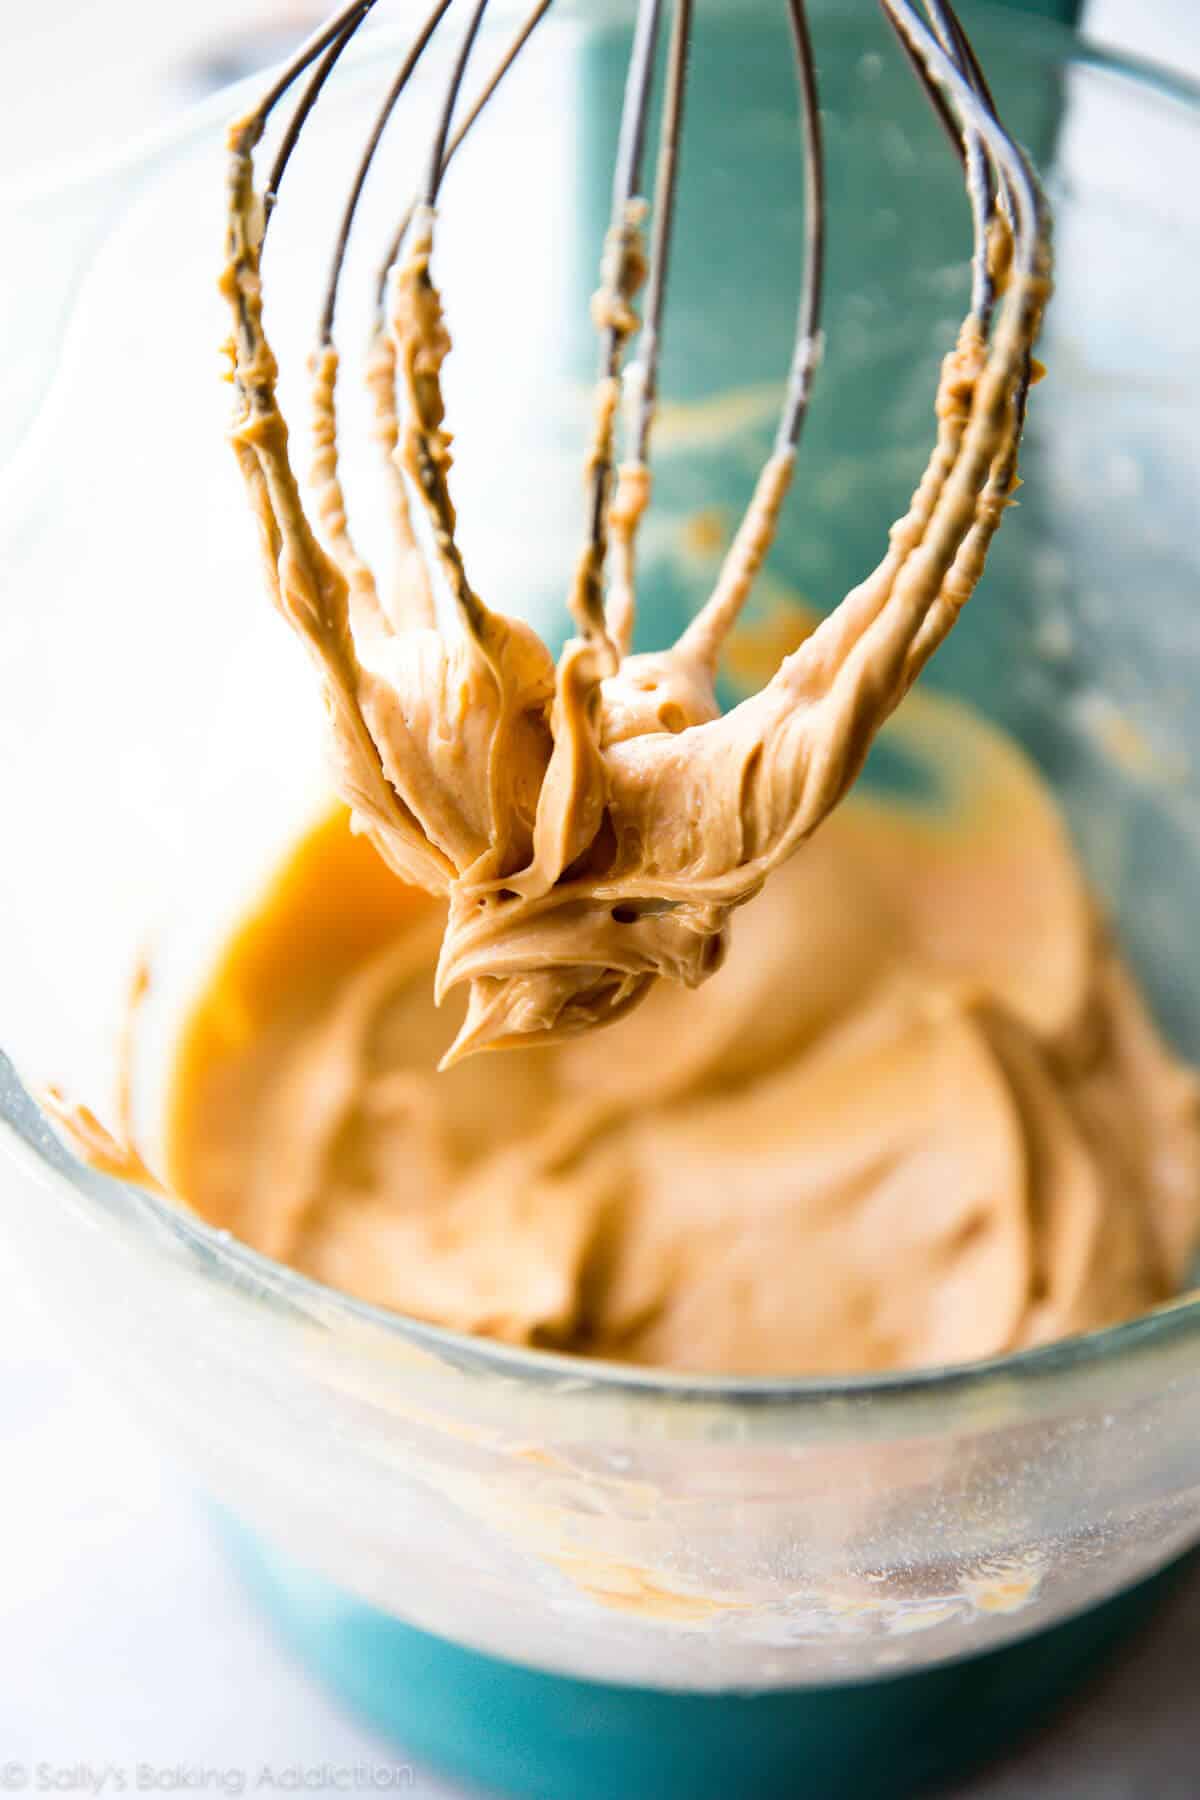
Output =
[
  {"x1": 220, "y1": 106, "x2": 1050, "y2": 1063},
  {"x1": 33, "y1": 33, "x2": 1200, "y2": 1399},
  {"x1": 167, "y1": 693, "x2": 1200, "y2": 1376},
  {"x1": 102, "y1": 91, "x2": 1193, "y2": 1380}
]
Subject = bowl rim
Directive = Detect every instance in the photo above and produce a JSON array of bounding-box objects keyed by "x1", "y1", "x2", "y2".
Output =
[{"x1": 5, "y1": 0, "x2": 1200, "y2": 1415}]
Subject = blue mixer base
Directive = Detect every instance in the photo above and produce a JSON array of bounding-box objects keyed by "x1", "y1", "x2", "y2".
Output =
[{"x1": 222, "y1": 1521, "x2": 1187, "y2": 1799}]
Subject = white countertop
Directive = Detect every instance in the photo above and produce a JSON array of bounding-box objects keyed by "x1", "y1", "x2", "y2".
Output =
[{"x1": 3, "y1": 2, "x2": 1200, "y2": 1792}]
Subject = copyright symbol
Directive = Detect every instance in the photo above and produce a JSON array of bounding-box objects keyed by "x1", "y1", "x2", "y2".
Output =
[{"x1": 2, "y1": 1765, "x2": 27, "y2": 1792}]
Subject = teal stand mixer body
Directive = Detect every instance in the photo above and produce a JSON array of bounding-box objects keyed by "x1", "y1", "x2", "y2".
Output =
[
  {"x1": 191, "y1": 0, "x2": 1200, "y2": 1793},
  {"x1": 225, "y1": 1521, "x2": 1181, "y2": 1800}
]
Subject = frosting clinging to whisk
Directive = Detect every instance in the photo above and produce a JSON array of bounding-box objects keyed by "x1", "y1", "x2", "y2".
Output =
[{"x1": 220, "y1": 0, "x2": 1051, "y2": 1061}]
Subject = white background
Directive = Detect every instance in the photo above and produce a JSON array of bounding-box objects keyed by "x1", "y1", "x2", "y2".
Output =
[{"x1": 3, "y1": 3, "x2": 1200, "y2": 1794}]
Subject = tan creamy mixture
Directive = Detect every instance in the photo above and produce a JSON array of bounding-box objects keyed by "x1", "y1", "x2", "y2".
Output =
[
  {"x1": 55, "y1": 110, "x2": 1200, "y2": 1380},
  {"x1": 166, "y1": 693, "x2": 1200, "y2": 1375},
  {"x1": 97, "y1": 114, "x2": 1191, "y2": 1378}
]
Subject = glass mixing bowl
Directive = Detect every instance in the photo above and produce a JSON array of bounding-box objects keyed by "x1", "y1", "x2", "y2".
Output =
[{"x1": 2, "y1": 2, "x2": 1200, "y2": 1794}]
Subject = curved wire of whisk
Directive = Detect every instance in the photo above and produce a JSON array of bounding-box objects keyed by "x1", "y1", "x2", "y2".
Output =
[
  {"x1": 230, "y1": 0, "x2": 1046, "y2": 660},
  {"x1": 880, "y1": 0, "x2": 1047, "y2": 467}
]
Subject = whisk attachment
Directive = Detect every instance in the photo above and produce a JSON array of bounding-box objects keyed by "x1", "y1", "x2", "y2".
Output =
[
  {"x1": 880, "y1": 0, "x2": 1045, "y2": 519},
  {"x1": 776, "y1": 0, "x2": 826, "y2": 455},
  {"x1": 610, "y1": 0, "x2": 825, "y2": 665},
  {"x1": 263, "y1": 10, "x2": 367, "y2": 233},
  {"x1": 372, "y1": 0, "x2": 557, "y2": 313},
  {"x1": 919, "y1": 2, "x2": 997, "y2": 321},
  {"x1": 602, "y1": 0, "x2": 693, "y2": 653},
  {"x1": 234, "y1": 0, "x2": 379, "y2": 180},
  {"x1": 569, "y1": 0, "x2": 667, "y2": 655},
  {"x1": 625, "y1": 0, "x2": 690, "y2": 470},
  {"x1": 317, "y1": 0, "x2": 457, "y2": 345},
  {"x1": 220, "y1": 0, "x2": 1053, "y2": 1062}
]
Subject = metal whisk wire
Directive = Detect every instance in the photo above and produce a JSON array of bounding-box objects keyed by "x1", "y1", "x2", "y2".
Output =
[
  {"x1": 880, "y1": 0, "x2": 1045, "y2": 468},
  {"x1": 228, "y1": 0, "x2": 1047, "y2": 671},
  {"x1": 573, "y1": 0, "x2": 668, "y2": 646},
  {"x1": 235, "y1": 0, "x2": 831, "y2": 650},
  {"x1": 317, "y1": 0, "x2": 456, "y2": 343},
  {"x1": 624, "y1": 0, "x2": 689, "y2": 467}
]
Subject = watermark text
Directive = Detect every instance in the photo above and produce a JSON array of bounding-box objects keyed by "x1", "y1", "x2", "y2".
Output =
[{"x1": 1, "y1": 1765, "x2": 416, "y2": 1795}]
